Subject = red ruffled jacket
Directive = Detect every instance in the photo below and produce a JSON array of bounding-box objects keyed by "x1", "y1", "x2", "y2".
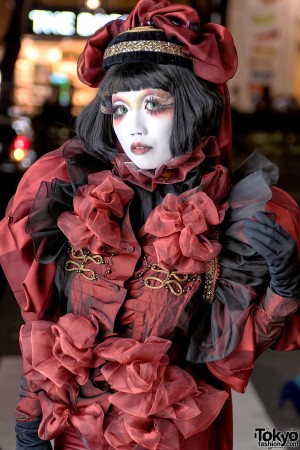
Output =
[{"x1": 0, "y1": 137, "x2": 300, "y2": 450}]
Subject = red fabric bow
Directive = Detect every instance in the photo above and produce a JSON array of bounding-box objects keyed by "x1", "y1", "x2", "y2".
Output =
[
  {"x1": 124, "y1": 0, "x2": 237, "y2": 84},
  {"x1": 77, "y1": 0, "x2": 237, "y2": 87},
  {"x1": 77, "y1": 18, "x2": 124, "y2": 88}
]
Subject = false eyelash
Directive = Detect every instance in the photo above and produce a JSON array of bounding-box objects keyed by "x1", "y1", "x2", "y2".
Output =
[
  {"x1": 144, "y1": 94, "x2": 175, "y2": 108},
  {"x1": 99, "y1": 92, "x2": 114, "y2": 115},
  {"x1": 100, "y1": 103, "x2": 115, "y2": 115},
  {"x1": 100, "y1": 101, "x2": 114, "y2": 115},
  {"x1": 100, "y1": 93, "x2": 175, "y2": 115}
]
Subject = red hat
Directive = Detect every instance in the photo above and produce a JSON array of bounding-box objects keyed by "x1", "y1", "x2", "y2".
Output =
[{"x1": 77, "y1": 0, "x2": 238, "y2": 170}]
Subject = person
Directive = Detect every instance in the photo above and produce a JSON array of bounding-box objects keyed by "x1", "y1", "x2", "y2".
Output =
[
  {"x1": 279, "y1": 375, "x2": 300, "y2": 416},
  {"x1": 0, "y1": 0, "x2": 300, "y2": 449},
  {"x1": 31, "y1": 84, "x2": 74, "y2": 158},
  {"x1": 255, "y1": 85, "x2": 272, "y2": 112}
]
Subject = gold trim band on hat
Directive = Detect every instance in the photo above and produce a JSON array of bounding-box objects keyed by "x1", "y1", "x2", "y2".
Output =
[
  {"x1": 104, "y1": 40, "x2": 190, "y2": 60},
  {"x1": 119, "y1": 26, "x2": 163, "y2": 34}
]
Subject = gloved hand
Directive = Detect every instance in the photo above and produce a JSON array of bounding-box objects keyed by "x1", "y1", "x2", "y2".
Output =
[
  {"x1": 244, "y1": 211, "x2": 300, "y2": 298},
  {"x1": 16, "y1": 420, "x2": 52, "y2": 450}
]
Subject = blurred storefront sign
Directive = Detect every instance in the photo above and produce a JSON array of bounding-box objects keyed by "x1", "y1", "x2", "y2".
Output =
[
  {"x1": 227, "y1": 0, "x2": 299, "y2": 112},
  {"x1": 13, "y1": 7, "x2": 122, "y2": 117},
  {"x1": 28, "y1": 9, "x2": 120, "y2": 37},
  {"x1": 14, "y1": 35, "x2": 95, "y2": 117}
]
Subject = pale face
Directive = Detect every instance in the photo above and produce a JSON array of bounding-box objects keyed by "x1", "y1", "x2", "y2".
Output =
[{"x1": 111, "y1": 89, "x2": 174, "y2": 170}]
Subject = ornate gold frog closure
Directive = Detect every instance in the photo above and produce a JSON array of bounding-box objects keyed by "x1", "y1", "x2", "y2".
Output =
[
  {"x1": 144, "y1": 264, "x2": 189, "y2": 296},
  {"x1": 139, "y1": 256, "x2": 201, "y2": 297},
  {"x1": 65, "y1": 247, "x2": 113, "y2": 280}
]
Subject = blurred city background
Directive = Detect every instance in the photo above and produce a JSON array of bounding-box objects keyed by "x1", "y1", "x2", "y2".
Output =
[{"x1": 0, "y1": 0, "x2": 300, "y2": 449}]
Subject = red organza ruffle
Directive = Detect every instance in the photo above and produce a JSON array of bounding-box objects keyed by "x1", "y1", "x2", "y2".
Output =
[
  {"x1": 141, "y1": 166, "x2": 229, "y2": 273},
  {"x1": 21, "y1": 320, "x2": 228, "y2": 449},
  {"x1": 96, "y1": 337, "x2": 228, "y2": 449},
  {"x1": 21, "y1": 314, "x2": 109, "y2": 446},
  {"x1": 112, "y1": 137, "x2": 220, "y2": 192},
  {"x1": 21, "y1": 314, "x2": 105, "y2": 388},
  {"x1": 57, "y1": 171, "x2": 133, "y2": 254},
  {"x1": 38, "y1": 389, "x2": 109, "y2": 449}
]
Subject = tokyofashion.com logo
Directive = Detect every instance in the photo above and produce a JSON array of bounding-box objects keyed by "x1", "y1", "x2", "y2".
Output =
[{"x1": 254, "y1": 428, "x2": 300, "y2": 448}]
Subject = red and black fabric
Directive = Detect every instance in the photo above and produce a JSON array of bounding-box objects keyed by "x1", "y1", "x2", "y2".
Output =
[{"x1": 1, "y1": 138, "x2": 299, "y2": 449}]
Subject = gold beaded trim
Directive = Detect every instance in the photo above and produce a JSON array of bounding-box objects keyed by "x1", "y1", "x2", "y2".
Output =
[
  {"x1": 203, "y1": 257, "x2": 220, "y2": 304},
  {"x1": 104, "y1": 40, "x2": 189, "y2": 60},
  {"x1": 203, "y1": 226, "x2": 221, "y2": 303},
  {"x1": 65, "y1": 247, "x2": 112, "y2": 281},
  {"x1": 210, "y1": 226, "x2": 221, "y2": 241}
]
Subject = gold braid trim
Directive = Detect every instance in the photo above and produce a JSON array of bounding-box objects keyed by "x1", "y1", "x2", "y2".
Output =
[
  {"x1": 119, "y1": 26, "x2": 163, "y2": 33},
  {"x1": 104, "y1": 40, "x2": 190, "y2": 60}
]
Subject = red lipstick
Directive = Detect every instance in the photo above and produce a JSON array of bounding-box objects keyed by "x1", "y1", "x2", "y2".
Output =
[{"x1": 130, "y1": 142, "x2": 152, "y2": 155}]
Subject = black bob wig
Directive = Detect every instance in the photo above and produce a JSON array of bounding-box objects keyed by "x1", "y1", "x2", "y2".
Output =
[{"x1": 75, "y1": 63, "x2": 225, "y2": 162}]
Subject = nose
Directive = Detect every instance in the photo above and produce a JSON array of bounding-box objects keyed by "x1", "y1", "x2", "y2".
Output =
[{"x1": 129, "y1": 111, "x2": 147, "y2": 136}]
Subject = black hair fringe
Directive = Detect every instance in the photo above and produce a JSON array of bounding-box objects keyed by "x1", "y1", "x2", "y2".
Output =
[{"x1": 75, "y1": 63, "x2": 224, "y2": 161}]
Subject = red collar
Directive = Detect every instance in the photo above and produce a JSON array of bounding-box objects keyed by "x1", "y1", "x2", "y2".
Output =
[{"x1": 111, "y1": 136, "x2": 220, "y2": 191}]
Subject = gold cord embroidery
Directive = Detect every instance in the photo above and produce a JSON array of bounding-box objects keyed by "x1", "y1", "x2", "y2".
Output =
[
  {"x1": 65, "y1": 248, "x2": 106, "y2": 281},
  {"x1": 144, "y1": 264, "x2": 189, "y2": 297}
]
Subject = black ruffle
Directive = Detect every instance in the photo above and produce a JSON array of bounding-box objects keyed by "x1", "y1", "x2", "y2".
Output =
[
  {"x1": 26, "y1": 139, "x2": 112, "y2": 265},
  {"x1": 26, "y1": 179, "x2": 76, "y2": 264},
  {"x1": 186, "y1": 150, "x2": 279, "y2": 363}
]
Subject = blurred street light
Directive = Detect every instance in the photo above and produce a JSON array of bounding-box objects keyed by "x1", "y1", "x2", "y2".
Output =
[{"x1": 85, "y1": 0, "x2": 101, "y2": 9}]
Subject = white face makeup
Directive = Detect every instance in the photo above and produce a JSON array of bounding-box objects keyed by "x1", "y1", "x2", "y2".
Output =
[{"x1": 111, "y1": 89, "x2": 174, "y2": 170}]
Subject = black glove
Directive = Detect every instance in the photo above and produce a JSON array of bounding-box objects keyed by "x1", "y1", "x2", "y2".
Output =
[
  {"x1": 16, "y1": 420, "x2": 52, "y2": 450},
  {"x1": 244, "y1": 211, "x2": 300, "y2": 298}
]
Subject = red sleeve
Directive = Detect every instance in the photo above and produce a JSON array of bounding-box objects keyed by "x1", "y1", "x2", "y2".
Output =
[
  {"x1": 0, "y1": 143, "x2": 73, "y2": 422},
  {"x1": 0, "y1": 144, "x2": 70, "y2": 321},
  {"x1": 207, "y1": 186, "x2": 300, "y2": 393}
]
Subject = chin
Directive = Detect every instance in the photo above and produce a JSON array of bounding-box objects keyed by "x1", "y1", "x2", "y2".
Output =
[
  {"x1": 135, "y1": 163, "x2": 157, "y2": 170},
  {"x1": 131, "y1": 157, "x2": 158, "y2": 171}
]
